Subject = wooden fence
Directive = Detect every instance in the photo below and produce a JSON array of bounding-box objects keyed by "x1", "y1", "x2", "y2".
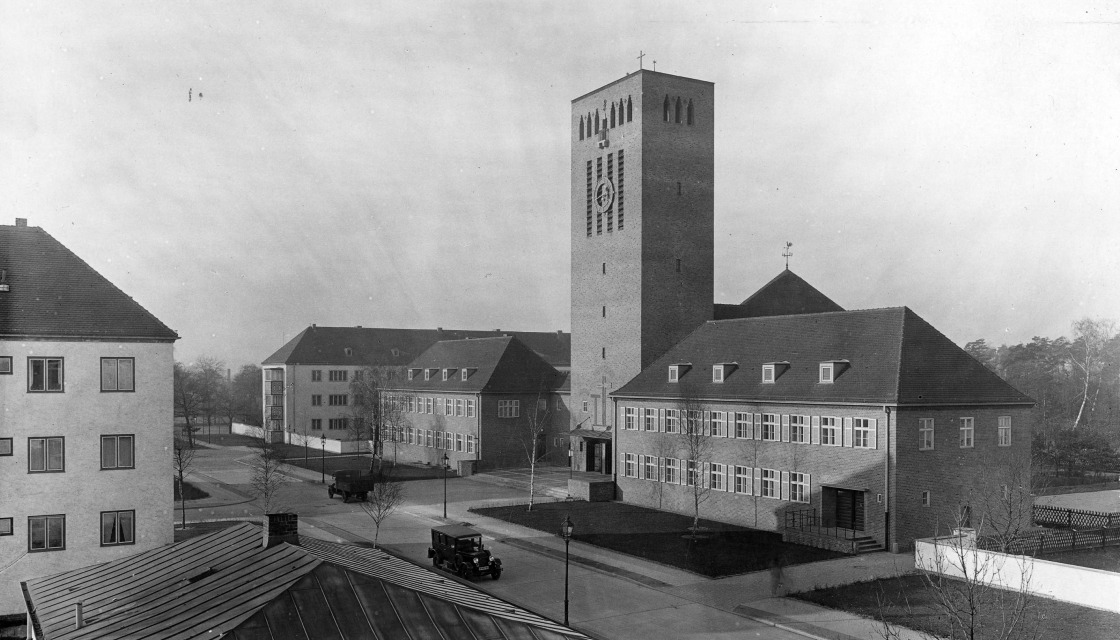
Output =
[
  {"x1": 982, "y1": 526, "x2": 1120, "y2": 556},
  {"x1": 1032, "y1": 504, "x2": 1120, "y2": 530}
]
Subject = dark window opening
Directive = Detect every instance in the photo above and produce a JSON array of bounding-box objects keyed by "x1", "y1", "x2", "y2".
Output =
[
  {"x1": 610, "y1": 103, "x2": 616, "y2": 128},
  {"x1": 594, "y1": 110, "x2": 600, "y2": 134},
  {"x1": 663, "y1": 95, "x2": 670, "y2": 122},
  {"x1": 676, "y1": 259, "x2": 682, "y2": 273},
  {"x1": 602, "y1": 262, "x2": 606, "y2": 274},
  {"x1": 687, "y1": 99, "x2": 694, "y2": 125},
  {"x1": 602, "y1": 347, "x2": 606, "y2": 359},
  {"x1": 675, "y1": 97, "x2": 682, "y2": 123},
  {"x1": 627, "y1": 96, "x2": 632, "y2": 122},
  {"x1": 579, "y1": 117, "x2": 584, "y2": 140},
  {"x1": 602, "y1": 306, "x2": 606, "y2": 318},
  {"x1": 677, "y1": 181, "x2": 681, "y2": 196}
]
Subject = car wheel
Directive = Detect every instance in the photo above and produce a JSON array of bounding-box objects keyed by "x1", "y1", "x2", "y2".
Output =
[
  {"x1": 491, "y1": 567, "x2": 502, "y2": 580},
  {"x1": 457, "y1": 563, "x2": 471, "y2": 579}
]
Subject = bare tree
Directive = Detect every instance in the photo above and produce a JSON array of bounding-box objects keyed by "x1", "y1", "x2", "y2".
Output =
[
  {"x1": 978, "y1": 464, "x2": 1035, "y2": 554},
  {"x1": 194, "y1": 356, "x2": 226, "y2": 431},
  {"x1": 357, "y1": 468, "x2": 405, "y2": 547},
  {"x1": 247, "y1": 435, "x2": 289, "y2": 514},
  {"x1": 173, "y1": 362, "x2": 201, "y2": 445},
  {"x1": 231, "y1": 364, "x2": 264, "y2": 425},
  {"x1": 172, "y1": 438, "x2": 197, "y2": 530},
  {"x1": 1069, "y1": 317, "x2": 1116, "y2": 430},
  {"x1": 677, "y1": 386, "x2": 712, "y2": 537},
  {"x1": 349, "y1": 366, "x2": 404, "y2": 469},
  {"x1": 512, "y1": 388, "x2": 551, "y2": 511},
  {"x1": 651, "y1": 430, "x2": 675, "y2": 509}
]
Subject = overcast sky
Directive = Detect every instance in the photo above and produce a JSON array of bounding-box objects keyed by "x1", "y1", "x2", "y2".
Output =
[{"x1": 2, "y1": 1, "x2": 1118, "y2": 369}]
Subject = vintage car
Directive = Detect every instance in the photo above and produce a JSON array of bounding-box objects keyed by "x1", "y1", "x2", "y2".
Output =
[
  {"x1": 427, "y1": 524, "x2": 502, "y2": 580},
  {"x1": 327, "y1": 469, "x2": 371, "y2": 502}
]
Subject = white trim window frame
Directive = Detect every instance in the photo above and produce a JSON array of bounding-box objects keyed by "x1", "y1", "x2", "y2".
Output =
[
  {"x1": 624, "y1": 407, "x2": 638, "y2": 430},
  {"x1": 959, "y1": 417, "x2": 975, "y2": 448},
  {"x1": 643, "y1": 408, "x2": 658, "y2": 431},
  {"x1": 853, "y1": 418, "x2": 873, "y2": 448},
  {"x1": 712, "y1": 365, "x2": 724, "y2": 383},
  {"x1": 761, "y1": 414, "x2": 779, "y2": 441},
  {"x1": 624, "y1": 453, "x2": 637, "y2": 478},
  {"x1": 790, "y1": 415, "x2": 808, "y2": 443},
  {"x1": 820, "y1": 416, "x2": 840, "y2": 446},
  {"x1": 711, "y1": 411, "x2": 727, "y2": 437},
  {"x1": 734, "y1": 466, "x2": 752, "y2": 494},
  {"x1": 761, "y1": 469, "x2": 779, "y2": 498},
  {"x1": 710, "y1": 462, "x2": 727, "y2": 491},
  {"x1": 819, "y1": 363, "x2": 834, "y2": 384},
  {"x1": 664, "y1": 457, "x2": 679, "y2": 484},
  {"x1": 919, "y1": 418, "x2": 934, "y2": 450},
  {"x1": 665, "y1": 409, "x2": 679, "y2": 434},
  {"x1": 734, "y1": 412, "x2": 751, "y2": 439},
  {"x1": 998, "y1": 416, "x2": 1011, "y2": 447},
  {"x1": 789, "y1": 472, "x2": 810, "y2": 503},
  {"x1": 642, "y1": 455, "x2": 658, "y2": 481}
]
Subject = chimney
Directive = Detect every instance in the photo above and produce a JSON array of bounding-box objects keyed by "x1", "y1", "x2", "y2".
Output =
[
  {"x1": 74, "y1": 602, "x2": 83, "y2": 629},
  {"x1": 263, "y1": 513, "x2": 299, "y2": 548},
  {"x1": 15, "y1": 218, "x2": 27, "y2": 227}
]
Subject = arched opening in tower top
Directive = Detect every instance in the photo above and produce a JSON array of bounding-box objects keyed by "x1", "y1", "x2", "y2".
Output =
[
  {"x1": 626, "y1": 96, "x2": 633, "y2": 122},
  {"x1": 663, "y1": 95, "x2": 670, "y2": 122},
  {"x1": 579, "y1": 116, "x2": 584, "y2": 140},
  {"x1": 675, "y1": 97, "x2": 682, "y2": 123},
  {"x1": 687, "y1": 99, "x2": 694, "y2": 125},
  {"x1": 594, "y1": 109, "x2": 600, "y2": 134},
  {"x1": 610, "y1": 103, "x2": 616, "y2": 128}
]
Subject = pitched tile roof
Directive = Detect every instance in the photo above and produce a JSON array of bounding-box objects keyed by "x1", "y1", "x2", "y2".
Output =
[
  {"x1": 613, "y1": 307, "x2": 1033, "y2": 407},
  {"x1": 263, "y1": 326, "x2": 570, "y2": 369},
  {"x1": 24, "y1": 523, "x2": 587, "y2": 640},
  {"x1": 390, "y1": 335, "x2": 564, "y2": 394},
  {"x1": 715, "y1": 269, "x2": 843, "y2": 320},
  {"x1": 0, "y1": 223, "x2": 178, "y2": 340}
]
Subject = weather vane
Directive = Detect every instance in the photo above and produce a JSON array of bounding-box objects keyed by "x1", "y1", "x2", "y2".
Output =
[{"x1": 783, "y1": 242, "x2": 793, "y2": 269}]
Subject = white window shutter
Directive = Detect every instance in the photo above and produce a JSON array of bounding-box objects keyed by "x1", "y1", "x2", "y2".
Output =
[
  {"x1": 753, "y1": 467, "x2": 762, "y2": 496},
  {"x1": 725, "y1": 465, "x2": 733, "y2": 492},
  {"x1": 805, "y1": 473, "x2": 812, "y2": 504},
  {"x1": 659, "y1": 408, "x2": 665, "y2": 432},
  {"x1": 811, "y1": 416, "x2": 821, "y2": 445},
  {"x1": 754, "y1": 413, "x2": 762, "y2": 440},
  {"x1": 658, "y1": 457, "x2": 664, "y2": 482},
  {"x1": 781, "y1": 414, "x2": 790, "y2": 442},
  {"x1": 703, "y1": 411, "x2": 710, "y2": 436},
  {"x1": 745, "y1": 413, "x2": 754, "y2": 440},
  {"x1": 869, "y1": 418, "x2": 878, "y2": 450},
  {"x1": 781, "y1": 471, "x2": 790, "y2": 501},
  {"x1": 844, "y1": 417, "x2": 854, "y2": 447},
  {"x1": 703, "y1": 462, "x2": 710, "y2": 488}
]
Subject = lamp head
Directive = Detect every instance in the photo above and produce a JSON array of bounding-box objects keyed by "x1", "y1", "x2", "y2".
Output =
[{"x1": 560, "y1": 514, "x2": 574, "y2": 539}]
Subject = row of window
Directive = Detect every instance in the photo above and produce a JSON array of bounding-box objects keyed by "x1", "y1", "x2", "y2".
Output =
[
  {"x1": 0, "y1": 356, "x2": 135, "y2": 392},
  {"x1": 306, "y1": 369, "x2": 351, "y2": 382},
  {"x1": 0, "y1": 435, "x2": 134, "y2": 472},
  {"x1": 0, "y1": 511, "x2": 135, "y2": 551},
  {"x1": 309, "y1": 418, "x2": 351, "y2": 430},
  {"x1": 620, "y1": 453, "x2": 811, "y2": 503},
  {"x1": 669, "y1": 361, "x2": 847, "y2": 385},
  {"x1": 621, "y1": 409, "x2": 879, "y2": 449},
  {"x1": 308, "y1": 394, "x2": 350, "y2": 406},
  {"x1": 578, "y1": 95, "x2": 633, "y2": 141},
  {"x1": 919, "y1": 416, "x2": 1012, "y2": 449},
  {"x1": 407, "y1": 367, "x2": 478, "y2": 382},
  {"x1": 381, "y1": 426, "x2": 478, "y2": 454},
  {"x1": 384, "y1": 395, "x2": 480, "y2": 418}
]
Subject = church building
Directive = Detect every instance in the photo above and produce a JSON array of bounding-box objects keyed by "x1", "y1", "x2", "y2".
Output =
[{"x1": 568, "y1": 70, "x2": 1033, "y2": 552}]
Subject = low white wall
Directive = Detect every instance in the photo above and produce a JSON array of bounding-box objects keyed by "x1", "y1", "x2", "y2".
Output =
[
  {"x1": 283, "y1": 430, "x2": 369, "y2": 454},
  {"x1": 231, "y1": 422, "x2": 264, "y2": 438},
  {"x1": 915, "y1": 534, "x2": 1120, "y2": 613}
]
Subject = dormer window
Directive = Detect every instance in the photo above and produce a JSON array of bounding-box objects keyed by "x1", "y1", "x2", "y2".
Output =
[
  {"x1": 344, "y1": 347, "x2": 353, "y2": 357},
  {"x1": 712, "y1": 362, "x2": 737, "y2": 383},
  {"x1": 424, "y1": 369, "x2": 431, "y2": 381},
  {"x1": 441, "y1": 369, "x2": 450, "y2": 381},
  {"x1": 407, "y1": 369, "x2": 416, "y2": 381},
  {"x1": 461, "y1": 368, "x2": 475, "y2": 381},
  {"x1": 819, "y1": 360, "x2": 850, "y2": 383},
  {"x1": 668, "y1": 363, "x2": 691, "y2": 383},
  {"x1": 762, "y1": 362, "x2": 790, "y2": 383}
]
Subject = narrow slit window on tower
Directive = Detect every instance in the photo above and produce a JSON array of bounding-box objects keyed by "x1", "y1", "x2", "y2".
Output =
[
  {"x1": 602, "y1": 306, "x2": 606, "y2": 318},
  {"x1": 610, "y1": 103, "x2": 616, "y2": 128},
  {"x1": 579, "y1": 116, "x2": 584, "y2": 140},
  {"x1": 627, "y1": 96, "x2": 632, "y2": 122},
  {"x1": 663, "y1": 95, "x2": 670, "y2": 122},
  {"x1": 606, "y1": 153, "x2": 614, "y2": 232},
  {"x1": 594, "y1": 110, "x2": 600, "y2": 133},
  {"x1": 676, "y1": 258, "x2": 682, "y2": 273},
  {"x1": 675, "y1": 97, "x2": 682, "y2": 123},
  {"x1": 687, "y1": 99, "x2": 694, "y2": 125},
  {"x1": 602, "y1": 347, "x2": 606, "y2": 359},
  {"x1": 602, "y1": 262, "x2": 606, "y2": 274},
  {"x1": 596, "y1": 157, "x2": 603, "y2": 235},
  {"x1": 677, "y1": 181, "x2": 681, "y2": 196},
  {"x1": 618, "y1": 99, "x2": 625, "y2": 124}
]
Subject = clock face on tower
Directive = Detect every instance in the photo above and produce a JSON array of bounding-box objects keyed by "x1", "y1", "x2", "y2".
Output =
[{"x1": 594, "y1": 177, "x2": 615, "y2": 213}]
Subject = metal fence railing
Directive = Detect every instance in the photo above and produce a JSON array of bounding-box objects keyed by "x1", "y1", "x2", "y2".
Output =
[{"x1": 783, "y1": 508, "x2": 860, "y2": 541}]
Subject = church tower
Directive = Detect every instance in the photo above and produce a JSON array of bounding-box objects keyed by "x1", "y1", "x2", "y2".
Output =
[{"x1": 570, "y1": 70, "x2": 714, "y2": 470}]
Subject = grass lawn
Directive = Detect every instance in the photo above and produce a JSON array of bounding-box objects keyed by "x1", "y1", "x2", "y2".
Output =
[
  {"x1": 173, "y1": 480, "x2": 211, "y2": 501},
  {"x1": 471, "y1": 501, "x2": 844, "y2": 577},
  {"x1": 797, "y1": 574, "x2": 1120, "y2": 639}
]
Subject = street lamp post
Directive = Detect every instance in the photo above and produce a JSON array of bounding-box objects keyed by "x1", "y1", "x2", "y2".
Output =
[
  {"x1": 320, "y1": 435, "x2": 326, "y2": 484},
  {"x1": 442, "y1": 453, "x2": 450, "y2": 519},
  {"x1": 560, "y1": 514, "x2": 574, "y2": 626}
]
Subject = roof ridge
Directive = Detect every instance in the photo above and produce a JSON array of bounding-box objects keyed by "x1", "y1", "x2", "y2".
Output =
[{"x1": 707, "y1": 306, "x2": 907, "y2": 325}]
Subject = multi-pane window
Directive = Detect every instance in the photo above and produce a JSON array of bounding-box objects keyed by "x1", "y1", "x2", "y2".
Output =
[
  {"x1": 761, "y1": 414, "x2": 779, "y2": 441},
  {"x1": 644, "y1": 408, "x2": 658, "y2": 431},
  {"x1": 624, "y1": 407, "x2": 637, "y2": 430},
  {"x1": 735, "y1": 413, "x2": 751, "y2": 438},
  {"x1": 710, "y1": 463, "x2": 726, "y2": 491},
  {"x1": 328, "y1": 394, "x2": 348, "y2": 406},
  {"x1": 426, "y1": 430, "x2": 434, "y2": 447},
  {"x1": 665, "y1": 410, "x2": 679, "y2": 434},
  {"x1": 853, "y1": 418, "x2": 873, "y2": 448},
  {"x1": 922, "y1": 491, "x2": 931, "y2": 507},
  {"x1": 959, "y1": 417, "x2": 975, "y2": 448},
  {"x1": 426, "y1": 398, "x2": 434, "y2": 413},
  {"x1": 311, "y1": 370, "x2": 322, "y2": 381},
  {"x1": 664, "y1": 458, "x2": 679, "y2": 484},
  {"x1": 28, "y1": 515, "x2": 65, "y2": 551},
  {"x1": 445, "y1": 399, "x2": 454, "y2": 416},
  {"x1": 455, "y1": 434, "x2": 465, "y2": 452},
  {"x1": 761, "y1": 469, "x2": 778, "y2": 498},
  {"x1": 820, "y1": 417, "x2": 840, "y2": 446},
  {"x1": 685, "y1": 411, "x2": 702, "y2": 436},
  {"x1": 28, "y1": 357, "x2": 64, "y2": 392},
  {"x1": 311, "y1": 395, "x2": 322, "y2": 406},
  {"x1": 0, "y1": 518, "x2": 11, "y2": 536},
  {"x1": 711, "y1": 411, "x2": 727, "y2": 437},
  {"x1": 101, "y1": 358, "x2": 135, "y2": 391},
  {"x1": 101, "y1": 435, "x2": 134, "y2": 470},
  {"x1": 789, "y1": 472, "x2": 810, "y2": 503},
  {"x1": 328, "y1": 418, "x2": 348, "y2": 430},
  {"x1": 101, "y1": 510, "x2": 134, "y2": 546},
  {"x1": 466, "y1": 435, "x2": 476, "y2": 454},
  {"x1": 328, "y1": 370, "x2": 348, "y2": 382},
  {"x1": 456, "y1": 399, "x2": 465, "y2": 416},
  {"x1": 311, "y1": 419, "x2": 321, "y2": 430},
  {"x1": 29, "y1": 437, "x2": 64, "y2": 472},
  {"x1": 466, "y1": 399, "x2": 476, "y2": 417},
  {"x1": 734, "y1": 466, "x2": 752, "y2": 494},
  {"x1": 998, "y1": 416, "x2": 1012, "y2": 447},
  {"x1": 498, "y1": 400, "x2": 520, "y2": 418},
  {"x1": 790, "y1": 415, "x2": 808, "y2": 443},
  {"x1": 0, "y1": 356, "x2": 11, "y2": 374},
  {"x1": 919, "y1": 418, "x2": 934, "y2": 450},
  {"x1": 623, "y1": 453, "x2": 637, "y2": 478},
  {"x1": 643, "y1": 455, "x2": 658, "y2": 481},
  {"x1": 436, "y1": 398, "x2": 444, "y2": 415},
  {"x1": 684, "y1": 460, "x2": 698, "y2": 487}
]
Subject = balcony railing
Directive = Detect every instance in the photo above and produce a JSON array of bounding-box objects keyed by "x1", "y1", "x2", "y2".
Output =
[{"x1": 784, "y1": 508, "x2": 861, "y2": 540}]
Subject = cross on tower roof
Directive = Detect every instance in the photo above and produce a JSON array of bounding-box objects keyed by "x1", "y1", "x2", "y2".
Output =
[
  {"x1": 783, "y1": 242, "x2": 793, "y2": 270},
  {"x1": 637, "y1": 50, "x2": 646, "y2": 70}
]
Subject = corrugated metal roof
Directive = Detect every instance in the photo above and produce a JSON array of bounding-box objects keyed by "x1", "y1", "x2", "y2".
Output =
[
  {"x1": 612, "y1": 307, "x2": 1033, "y2": 406},
  {"x1": 25, "y1": 523, "x2": 588, "y2": 640},
  {"x1": 0, "y1": 224, "x2": 178, "y2": 340}
]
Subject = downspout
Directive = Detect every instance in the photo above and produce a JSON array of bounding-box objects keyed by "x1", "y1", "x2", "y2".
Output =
[
  {"x1": 884, "y1": 405, "x2": 891, "y2": 552},
  {"x1": 612, "y1": 395, "x2": 618, "y2": 499}
]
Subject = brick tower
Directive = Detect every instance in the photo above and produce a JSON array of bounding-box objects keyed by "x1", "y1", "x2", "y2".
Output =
[{"x1": 570, "y1": 70, "x2": 714, "y2": 472}]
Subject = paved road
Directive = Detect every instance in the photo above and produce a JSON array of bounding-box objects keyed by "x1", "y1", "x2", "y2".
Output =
[{"x1": 182, "y1": 443, "x2": 915, "y2": 640}]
